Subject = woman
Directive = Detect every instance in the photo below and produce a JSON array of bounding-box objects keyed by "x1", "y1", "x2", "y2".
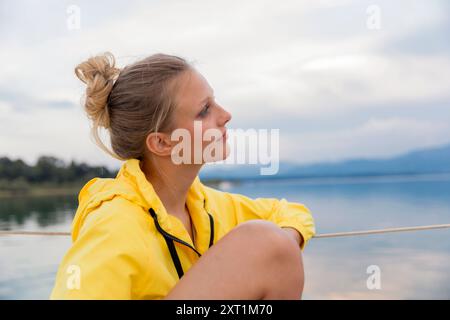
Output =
[{"x1": 50, "y1": 52, "x2": 315, "y2": 300}]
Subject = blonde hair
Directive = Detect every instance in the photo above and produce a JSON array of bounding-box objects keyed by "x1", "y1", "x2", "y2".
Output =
[{"x1": 75, "y1": 52, "x2": 192, "y2": 161}]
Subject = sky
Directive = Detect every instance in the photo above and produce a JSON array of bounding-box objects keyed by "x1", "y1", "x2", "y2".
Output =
[{"x1": 1, "y1": 0, "x2": 449, "y2": 170}]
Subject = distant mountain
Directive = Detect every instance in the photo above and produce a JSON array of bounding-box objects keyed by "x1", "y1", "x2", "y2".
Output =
[{"x1": 199, "y1": 143, "x2": 450, "y2": 181}]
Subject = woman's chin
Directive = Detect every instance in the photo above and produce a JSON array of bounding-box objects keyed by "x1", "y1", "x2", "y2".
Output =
[{"x1": 203, "y1": 145, "x2": 230, "y2": 163}]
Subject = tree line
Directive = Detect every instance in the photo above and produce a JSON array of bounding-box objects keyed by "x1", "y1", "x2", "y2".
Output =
[{"x1": 0, "y1": 156, "x2": 117, "y2": 191}]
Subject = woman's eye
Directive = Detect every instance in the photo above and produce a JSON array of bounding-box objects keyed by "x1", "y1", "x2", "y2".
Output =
[{"x1": 199, "y1": 104, "x2": 210, "y2": 117}]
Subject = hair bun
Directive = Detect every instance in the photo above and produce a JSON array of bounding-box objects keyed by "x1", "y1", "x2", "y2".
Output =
[{"x1": 75, "y1": 52, "x2": 120, "y2": 129}]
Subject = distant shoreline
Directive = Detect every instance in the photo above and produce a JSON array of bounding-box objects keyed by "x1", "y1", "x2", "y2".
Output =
[
  {"x1": 1, "y1": 172, "x2": 450, "y2": 199},
  {"x1": 0, "y1": 185, "x2": 82, "y2": 199},
  {"x1": 201, "y1": 171, "x2": 450, "y2": 184}
]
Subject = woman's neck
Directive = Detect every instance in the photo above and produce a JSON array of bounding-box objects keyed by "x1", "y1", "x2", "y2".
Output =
[{"x1": 140, "y1": 157, "x2": 202, "y2": 218}]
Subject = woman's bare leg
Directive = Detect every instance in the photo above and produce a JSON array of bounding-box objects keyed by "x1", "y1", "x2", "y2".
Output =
[{"x1": 164, "y1": 220, "x2": 305, "y2": 300}]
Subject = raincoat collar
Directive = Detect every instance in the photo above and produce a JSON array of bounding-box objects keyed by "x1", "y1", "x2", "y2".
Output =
[{"x1": 116, "y1": 158, "x2": 208, "y2": 231}]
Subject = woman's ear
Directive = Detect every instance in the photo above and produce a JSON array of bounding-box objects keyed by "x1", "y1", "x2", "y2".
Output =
[{"x1": 145, "y1": 132, "x2": 173, "y2": 157}]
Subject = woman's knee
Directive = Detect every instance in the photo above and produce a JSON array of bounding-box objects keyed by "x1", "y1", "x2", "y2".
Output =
[
  {"x1": 229, "y1": 220, "x2": 303, "y2": 265},
  {"x1": 229, "y1": 220, "x2": 305, "y2": 298},
  {"x1": 165, "y1": 220, "x2": 304, "y2": 300}
]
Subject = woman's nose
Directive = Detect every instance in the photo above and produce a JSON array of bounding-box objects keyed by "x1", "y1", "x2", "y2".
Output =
[{"x1": 220, "y1": 107, "x2": 232, "y2": 126}]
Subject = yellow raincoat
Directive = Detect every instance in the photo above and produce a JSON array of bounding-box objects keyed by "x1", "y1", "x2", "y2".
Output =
[{"x1": 50, "y1": 159, "x2": 315, "y2": 299}]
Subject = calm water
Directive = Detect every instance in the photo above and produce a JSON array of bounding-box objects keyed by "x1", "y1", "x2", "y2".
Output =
[{"x1": 1, "y1": 175, "x2": 449, "y2": 299}]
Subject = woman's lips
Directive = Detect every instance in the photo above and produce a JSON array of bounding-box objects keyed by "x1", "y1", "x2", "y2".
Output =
[{"x1": 215, "y1": 129, "x2": 227, "y2": 142}]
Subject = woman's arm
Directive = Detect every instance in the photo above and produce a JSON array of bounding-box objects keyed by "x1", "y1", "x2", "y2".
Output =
[
  {"x1": 229, "y1": 194, "x2": 315, "y2": 250},
  {"x1": 203, "y1": 185, "x2": 315, "y2": 250}
]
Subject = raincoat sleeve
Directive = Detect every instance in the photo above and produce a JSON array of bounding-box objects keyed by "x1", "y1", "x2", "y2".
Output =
[
  {"x1": 224, "y1": 192, "x2": 315, "y2": 250},
  {"x1": 50, "y1": 200, "x2": 152, "y2": 300}
]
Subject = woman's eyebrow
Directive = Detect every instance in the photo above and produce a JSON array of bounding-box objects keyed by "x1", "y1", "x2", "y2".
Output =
[
  {"x1": 199, "y1": 96, "x2": 209, "y2": 106},
  {"x1": 198, "y1": 91, "x2": 214, "y2": 107}
]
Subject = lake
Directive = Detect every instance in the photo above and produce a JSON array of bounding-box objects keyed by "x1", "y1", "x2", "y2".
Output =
[{"x1": 1, "y1": 174, "x2": 449, "y2": 299}]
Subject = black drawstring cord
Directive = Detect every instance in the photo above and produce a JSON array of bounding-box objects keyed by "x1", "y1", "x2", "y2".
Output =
[
  {"x1": 149, "y1": 208, "x2": 190, "y2": 279},
  {"x1": 205, "y1": 199, "x2": 215, "y2": 247},
  {"x1": 149, "y1": 204, "x2": 215, "y2": 279}
]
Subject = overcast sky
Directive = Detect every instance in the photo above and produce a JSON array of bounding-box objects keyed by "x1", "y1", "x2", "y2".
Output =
[{"x1": 1, "y1": 0, "x2": 449, "y2": 170}]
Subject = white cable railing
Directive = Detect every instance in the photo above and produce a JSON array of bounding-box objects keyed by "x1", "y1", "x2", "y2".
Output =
[{"x1": 1, "y1": 223, "x2": 449, "y2": 238}]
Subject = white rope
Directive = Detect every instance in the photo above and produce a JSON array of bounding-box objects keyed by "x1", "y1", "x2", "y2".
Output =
[
  {"x1": 0, "y1": 231, "x2": 70, "y2": 236},
  {"x1": 0, "y1": 224, "x2": 449, "y2": 238},
  {"x1": 313, "y1": 223, "x2": 450, "y2": 238}
]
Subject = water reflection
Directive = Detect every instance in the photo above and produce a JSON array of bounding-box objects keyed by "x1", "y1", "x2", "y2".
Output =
[
  {"x1": 0, "y1": 194, "x2": 77, "y2": 299},
  {"x1": 304, "y1": 233, "x2": 450, "y2": 299},
  {"x1": 0, "y1": 195, "x2": 77, "y2": 229}
]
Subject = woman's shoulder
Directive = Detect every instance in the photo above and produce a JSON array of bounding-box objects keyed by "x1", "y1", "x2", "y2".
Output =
[
  {"x1": 72, "y1": 173, "x2": 152, "y2": 235},
  {"x1": 73, "y1": 195, "x2": 153, "y2": 247}
]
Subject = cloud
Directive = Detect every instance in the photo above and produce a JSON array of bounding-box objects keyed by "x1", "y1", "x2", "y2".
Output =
[
  {"x1": 1, "y1": 0, "x2": 449, "y2": 168},
  {"x1": 280, "y1": 117, "x2": 450, "y2": 163}
]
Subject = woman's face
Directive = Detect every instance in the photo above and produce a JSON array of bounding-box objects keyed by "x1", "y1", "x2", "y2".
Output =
[{"x1": 171, "y1": 69, "x2": 232, "y2": 164}]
